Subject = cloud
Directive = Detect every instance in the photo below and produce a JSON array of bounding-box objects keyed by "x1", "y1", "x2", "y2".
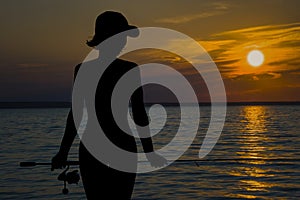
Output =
[
  {"x1": 212, "y1": 2, "x2": 229, "y2": 10},
  {"x1": 230, "y1": 73, "x2": 282, "y2": 81},
  {"x1": 123, "y1": 22, "x2": 299, "y2": 86},
  {"x1": 252, "y1": 75, "x2": 259, "y2": 81},
  {"x1": 267, "y1": 72, "x2": 282, "y2": 79},
  {"x1": 121, "y1": 22, "x2": 300, "y2": 102},
  {"x1": 200, "y1": 22, "x2": 300, "y2": 79},
  {"x1": 155, "y1": 2, "x2": 229, "y2": 24},
  {"x1": 17, "y1": 63, "x2": 49, "y2": 68},
  {"x1": 286, "y1": 84, "x2": 300, "y2": 88},
  {"x1": 155, "y1": 11, "x2": 225, "y2": 24}
]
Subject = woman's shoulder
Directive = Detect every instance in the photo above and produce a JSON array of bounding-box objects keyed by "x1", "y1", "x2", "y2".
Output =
[
  {"x1": 115, "y1": 59, "x2": 138, "y2": 68},
  {"x1": 74, "y1": 63, "x2": 82, "y2": 77},
  {"x1": 75, "y1": 63, "x2": 82, "y2": 70},
  {"x1": 74, "y1": 59, "x2": 138, "y2": 74}
]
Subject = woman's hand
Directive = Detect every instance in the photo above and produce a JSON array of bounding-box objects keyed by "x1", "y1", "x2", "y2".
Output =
[
  {"x1": 51, "y1": 151, "x2": 68, "y2": 171},
  {"x1": 146, "y1": 152, "x2": 168, "y2": 168}
]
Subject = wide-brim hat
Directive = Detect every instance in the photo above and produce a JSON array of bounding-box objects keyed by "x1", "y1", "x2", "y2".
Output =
[{"x1": 87, "y1": 11, "x2": 139, "y2": 47}]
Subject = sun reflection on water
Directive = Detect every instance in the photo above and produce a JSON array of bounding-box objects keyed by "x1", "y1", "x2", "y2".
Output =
[
  {"x1": 243, "y1": 106, "x2": 267, "y2": 134},
  {"x1": 238, "y1": 106, "x2": 270, "y2": 162},
  {"x1": 229, "y1": 106, "x2": 277, "y2": 198}
]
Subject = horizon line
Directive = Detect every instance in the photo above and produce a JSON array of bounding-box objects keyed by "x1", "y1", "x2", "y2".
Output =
[{"x1": 0, "y1": 101, "x2": 300, "y2": 109}]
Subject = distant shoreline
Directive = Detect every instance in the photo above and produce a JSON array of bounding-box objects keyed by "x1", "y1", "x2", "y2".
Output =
[{"x1": 0, "y1": 101, "x2": 300, "y2": 109}]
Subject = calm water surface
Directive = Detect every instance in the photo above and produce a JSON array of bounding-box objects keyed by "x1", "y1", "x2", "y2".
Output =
[{"x1": 1, "y1": 106, "x2": 299, "y2": 199}]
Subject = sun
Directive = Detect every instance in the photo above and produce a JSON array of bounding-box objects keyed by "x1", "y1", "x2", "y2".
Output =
[{"x1": 247, "y1": 50, "x2": 264, "y2": 67}]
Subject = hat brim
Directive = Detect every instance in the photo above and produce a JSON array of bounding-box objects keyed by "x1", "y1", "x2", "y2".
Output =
[
  {"x1": 86, "y1": 25, "x2": 139, "y2": 47},
  {"x1": 126, "y1": 25, "x2": 139, "y2": 38}
]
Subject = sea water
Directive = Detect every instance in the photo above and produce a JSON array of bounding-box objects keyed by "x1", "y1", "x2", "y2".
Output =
[{"x1": 1, "y1": 105, "x2": 299, "y2": 199}]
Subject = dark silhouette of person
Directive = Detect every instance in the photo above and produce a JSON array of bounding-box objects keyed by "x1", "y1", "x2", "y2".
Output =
[{"x1": 51, "y1": 11, "x2": 166, "y2": 199}]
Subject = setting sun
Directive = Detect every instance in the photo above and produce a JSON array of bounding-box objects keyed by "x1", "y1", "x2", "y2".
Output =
[{"x1": 247, "y1": 50, "x2": 264, "y2": 67}]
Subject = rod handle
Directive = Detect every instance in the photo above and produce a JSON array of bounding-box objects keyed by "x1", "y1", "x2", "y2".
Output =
[{"x1": 20, "y1": 162, "x2": 37, "y2": 167}]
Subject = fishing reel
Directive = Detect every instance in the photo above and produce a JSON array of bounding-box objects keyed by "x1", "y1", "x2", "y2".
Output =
[{"x1": 57, "y1": 165, "x2": 80, "y2": 194}]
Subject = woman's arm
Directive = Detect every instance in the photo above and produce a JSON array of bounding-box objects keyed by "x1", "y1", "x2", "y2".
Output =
[
  {"x1": 130, "y1": 65, "x2": 153, "y2": 153},
  {"x1": 51, "y1": 64, "x2": 81, "y2": 170},
  {"x1": 58, "y1": 110, "x2": 77, "y2": 154},
  {"x1": 131, "y1": 87, "x2": 154, "y2": 153},
  {"x1": 130, "y1": 66, "x2": 167, "y2": 167}
]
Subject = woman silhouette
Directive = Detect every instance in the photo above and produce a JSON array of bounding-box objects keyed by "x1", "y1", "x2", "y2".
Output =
[{"x1": 51, "y1": 11, "x2": 166, "y2": 199}]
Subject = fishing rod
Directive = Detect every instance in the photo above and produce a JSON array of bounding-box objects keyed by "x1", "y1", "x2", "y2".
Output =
[
  {"x1": 20, "y1": 157, "x2": 298, "y2": 194},
  {"x1": 20, "y1": 161, "x2": 79, "y2": 167},
  {"x1": 174, "y1": 158, "x2": 299, "y2": 162},
  {"x1": 20, "y1": 161, "x2": 80, "y2": 194},
  {"x1": 20, "y1": 157, "x2": 298, "y2": 168}
]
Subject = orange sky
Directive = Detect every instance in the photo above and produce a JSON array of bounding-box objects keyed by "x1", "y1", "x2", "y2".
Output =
[{"x1": 0, "y1": 0, "x2": 299, "y2": 102}]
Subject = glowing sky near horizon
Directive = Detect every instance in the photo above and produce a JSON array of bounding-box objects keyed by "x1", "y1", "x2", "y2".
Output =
[{"x1": 0, "y1": 0, "x2": 300, "y2": 102}]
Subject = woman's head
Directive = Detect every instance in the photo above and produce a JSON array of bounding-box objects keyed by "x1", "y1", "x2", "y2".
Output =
[{"x1": 87, "y1": 11, "x2": 139, "y2": 47}]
